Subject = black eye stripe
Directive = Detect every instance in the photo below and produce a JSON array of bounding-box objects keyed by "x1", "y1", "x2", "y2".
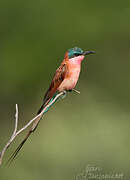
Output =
[
  {"x1": 75, "y1": 53, "x2": 82, "y2": 56},
  {"x1": 69, "y1": 53, "x2": 82, "y2": 59}
]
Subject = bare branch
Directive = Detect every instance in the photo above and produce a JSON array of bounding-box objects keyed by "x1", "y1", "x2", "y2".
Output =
[
  {"x1": 12, "y1": 104, "x2": 18, "y2": 137},
  {"x1": 72, "y1": 89, "x2": 80, "y2": 94},
  {"x1": 0, "y1": 91, "x2": 65, "y2": 165},
  {"x1": 0, "y1": 104, "x2": 19, "y2": 165}
]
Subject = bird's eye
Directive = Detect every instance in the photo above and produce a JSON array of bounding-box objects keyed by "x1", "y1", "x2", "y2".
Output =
[{"x1": 75, "y1": 53, "x2": 82, "y2": 56}]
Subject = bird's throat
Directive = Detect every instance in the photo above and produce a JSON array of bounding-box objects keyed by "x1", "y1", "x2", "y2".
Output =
[{"x1": 69, "y1": 55, "x2": 85, "y2": 65}]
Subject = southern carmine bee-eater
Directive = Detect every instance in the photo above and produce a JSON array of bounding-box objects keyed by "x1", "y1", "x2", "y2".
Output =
[{"x1": 8, "y1": 47, "x2": 95, "y2": 163}]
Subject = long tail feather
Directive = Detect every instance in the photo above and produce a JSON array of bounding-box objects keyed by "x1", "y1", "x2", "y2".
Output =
[
  {"x1": 37, "y1": 92, "x2": 59, "y2": 115},
  {"x1": 7, "y1": 131, "x2": 31, "y2": 165},
  {"x1": 37, "y1": 104, "x2": 44, "y2": 115}
]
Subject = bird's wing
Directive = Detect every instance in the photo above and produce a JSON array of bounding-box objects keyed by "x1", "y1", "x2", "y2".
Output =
[
  {"x1": 37, "y1": 62, "x2": 68, "y2": 115},
  {"x1": 42, "y1": 62, "x2": 68, "y2": 107},
  {"x1": 42, "y1": 51, "x2": 69, "y2": 108}
]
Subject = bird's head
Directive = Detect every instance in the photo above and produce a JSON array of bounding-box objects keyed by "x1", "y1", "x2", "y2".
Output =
[{"x1": 67, "y1": 47, "x2": 95, "y2": 62}]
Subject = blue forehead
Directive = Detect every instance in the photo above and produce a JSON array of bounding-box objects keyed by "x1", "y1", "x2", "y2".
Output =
[{"x1": 68, "y1": 47, "x2": 84, "y2": 58}]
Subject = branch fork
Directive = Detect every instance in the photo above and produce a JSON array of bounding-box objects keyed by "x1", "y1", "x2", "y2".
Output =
[{"x1": 0, "y1": 89, "x2": 80, "y2": 165}]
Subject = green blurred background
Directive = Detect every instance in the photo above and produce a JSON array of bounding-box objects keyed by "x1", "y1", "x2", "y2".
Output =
[{"x1": 0, "y1": 0, "x2": 130, "y2": 179}]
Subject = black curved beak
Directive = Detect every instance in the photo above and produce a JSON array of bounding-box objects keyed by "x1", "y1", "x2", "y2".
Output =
[{"x1": 83, "y1": 50, "x2": 96, "y2": 56}]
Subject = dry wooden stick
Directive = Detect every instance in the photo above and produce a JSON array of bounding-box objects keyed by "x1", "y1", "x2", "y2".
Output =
[
  {"x1": 0, "y1": 89, "x2": 80, "y2": 165},
  {"x1": 0, "y1": 91, "x2": 65, "y2": 165}
]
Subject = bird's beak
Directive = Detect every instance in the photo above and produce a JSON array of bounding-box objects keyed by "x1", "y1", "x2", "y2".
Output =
[{"x1": 83, "y1": 50, "x2": 96, "y2": 56}]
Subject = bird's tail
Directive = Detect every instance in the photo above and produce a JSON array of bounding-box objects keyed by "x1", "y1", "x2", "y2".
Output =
[
  {"x1": 37, "y1": 104, "x2": 45, "y2": 115},
  {"x1": 37, "y1": 92, "x2": 59, "y2": 115},
  {"x1": 7, "y1": 130, "x2": 32, "y2": 165}
]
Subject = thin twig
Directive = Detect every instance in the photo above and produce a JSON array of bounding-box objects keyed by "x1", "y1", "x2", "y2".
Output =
[
  {"x1": 0, "y1": 91, "x2": 65, "y2": 165},
  {"x1": 72, "y1": 89, "x2": 80, "y2": 94},
  {"x1": 12, "y1": 104, "x2": 18, "y2": 137}
]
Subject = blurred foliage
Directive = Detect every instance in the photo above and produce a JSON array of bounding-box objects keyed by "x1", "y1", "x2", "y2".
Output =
[{"x1": 0, "y1": 0, "x2": 130, "y2": 179}]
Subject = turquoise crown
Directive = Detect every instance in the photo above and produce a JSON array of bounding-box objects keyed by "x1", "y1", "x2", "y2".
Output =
[{"x1": 68, "y1": 47, "x2": 84, "y2": 58}]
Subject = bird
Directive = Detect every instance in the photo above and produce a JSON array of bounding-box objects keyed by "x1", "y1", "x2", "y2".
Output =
[{"x1": 8, "y1": 47, "x2": 95, "y2": 164}]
